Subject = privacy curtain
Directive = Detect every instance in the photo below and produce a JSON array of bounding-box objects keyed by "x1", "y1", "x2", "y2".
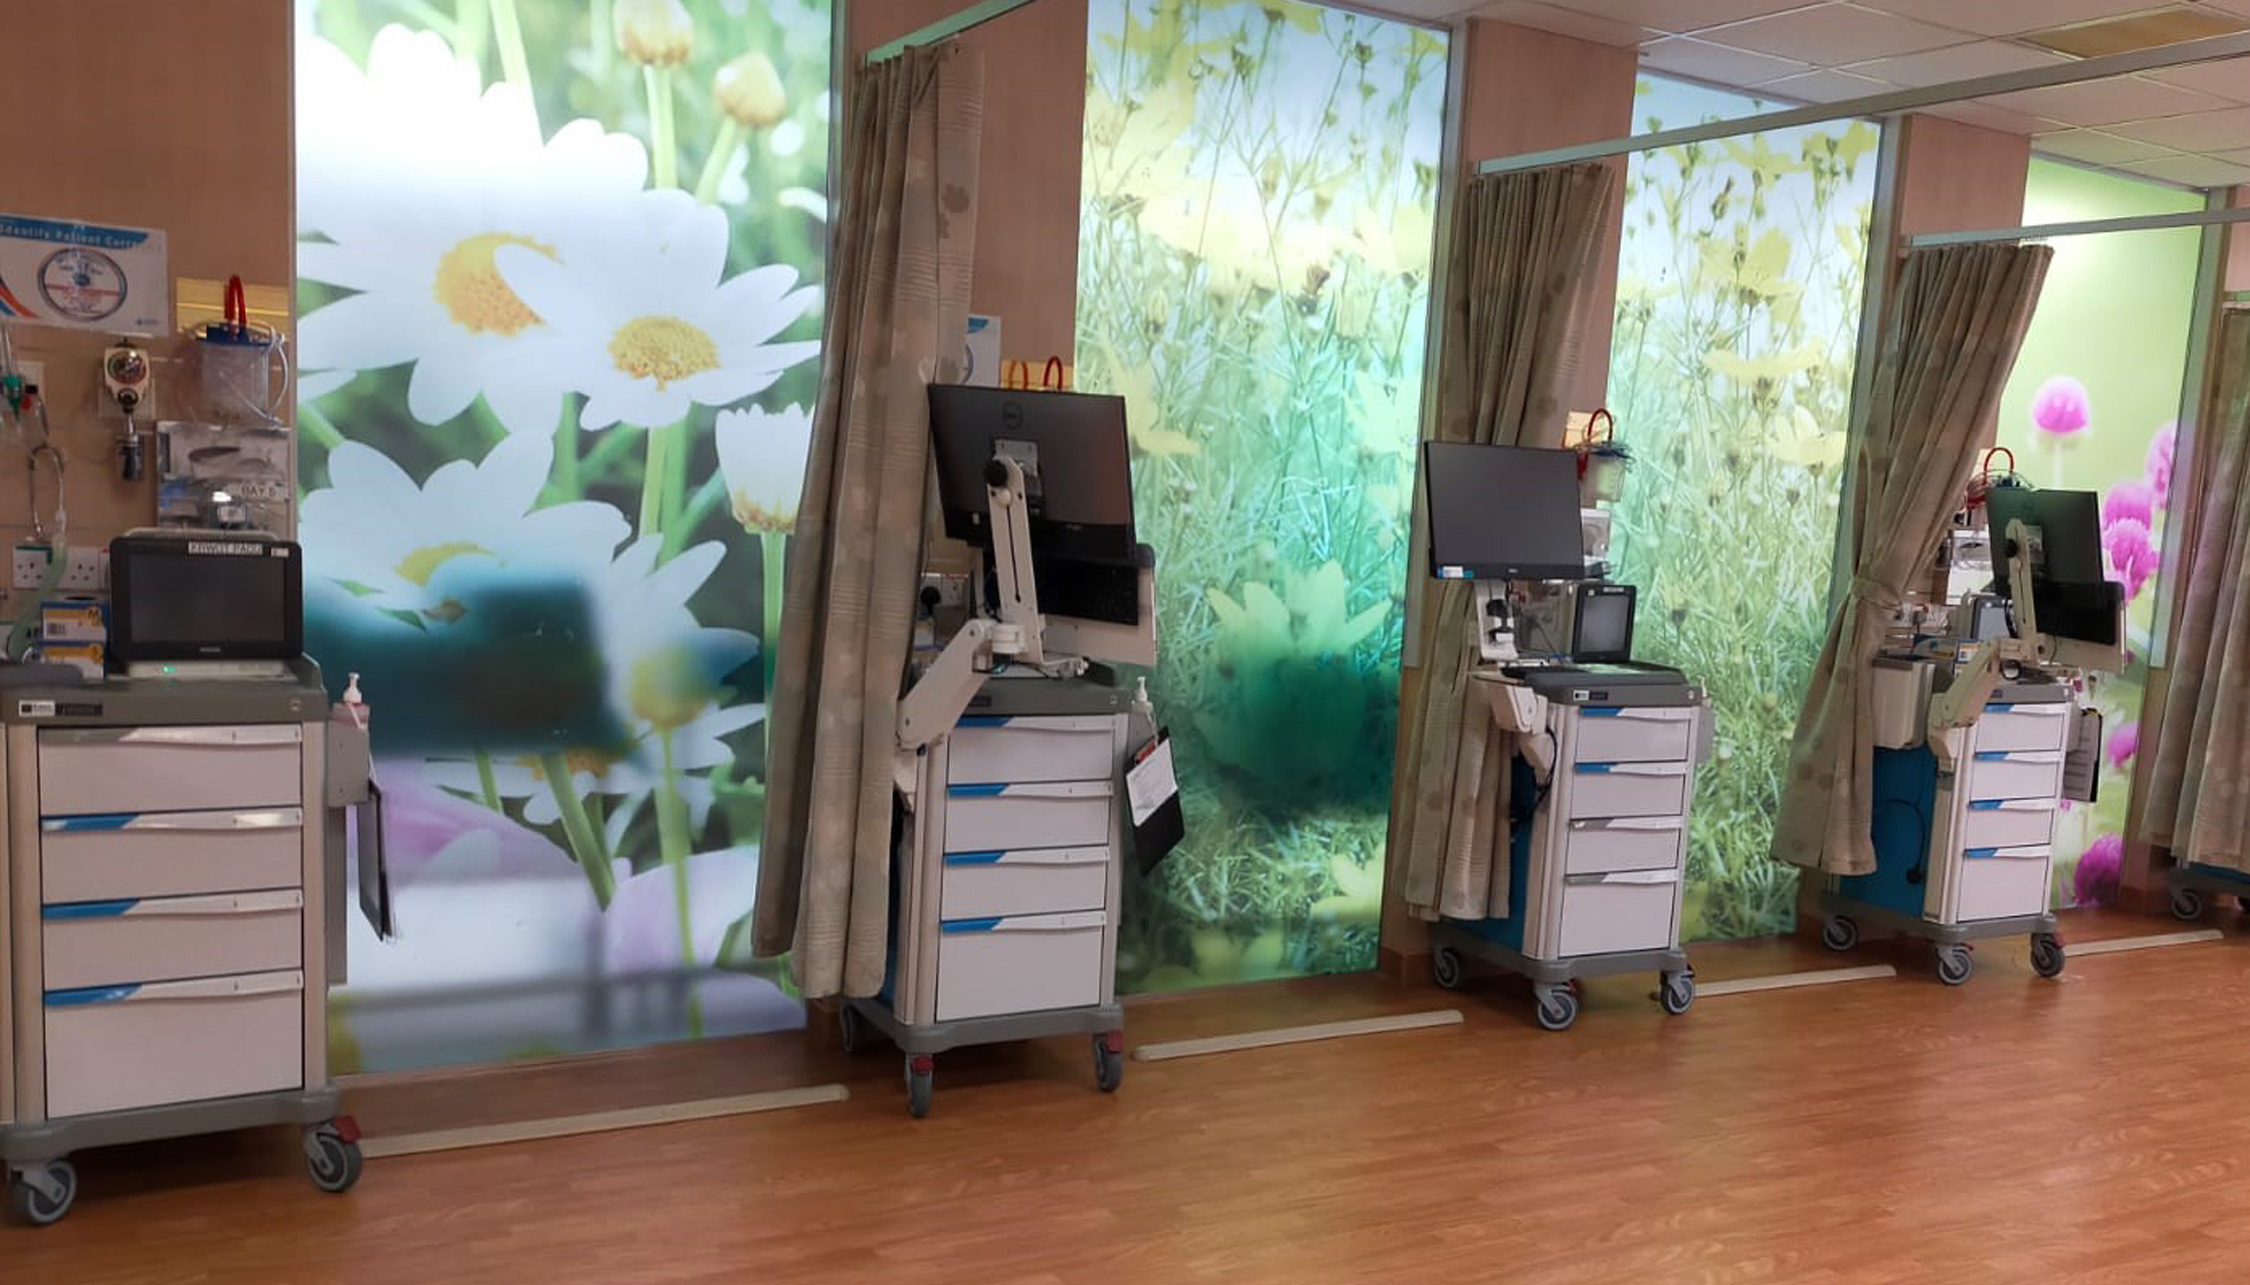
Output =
[
  {"x1": 2140, "y1": 308, "x2": 2250, "y2": 872},
  {"x1": 1770, "y1": 242, "x2": 2051, "y2": 875},
  {"x1": 1395, "y1": 162, "x2": 1616, "y2": 921},
  {"x1": 752, "y1": 42, "x2": 983, "y2": 998}
]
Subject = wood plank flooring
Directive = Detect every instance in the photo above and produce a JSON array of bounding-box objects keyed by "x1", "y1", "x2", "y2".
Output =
[{"x1": 11, "y1": 908, "x2": 2250, "y2": 1285}]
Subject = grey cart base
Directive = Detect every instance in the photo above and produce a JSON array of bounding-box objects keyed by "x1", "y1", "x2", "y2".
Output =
[
  {"x1": 840, "y1": 998, "x2": 1126, "y2": 1118},
  {"x1": 1817, "y1": 892, "x2": 2063, "y2": 986},
  {"x1": 2166, "y1": 863, "x2": 2250, "y2": 923},
  {"x1": 1428, "y1": 922, "x2": 1695, "y2": 1032},
  {"x1": 1, "y1": 1087, "x2": 359, "y2": 1227}
]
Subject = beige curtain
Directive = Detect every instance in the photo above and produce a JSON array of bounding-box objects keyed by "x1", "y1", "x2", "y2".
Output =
[
  {"x1": 1394, "y1": 162, "x2": 1616, "y2": 921},
  {"x1": 752, "y1": 43, "x2": 983, "y2": 998},
  {"x1": 2140, "y1": 309, "x2": 2250, "y2": 871},
  {"x1": 1770, "y1": 242, "x2": 2051, "y2": 875}
]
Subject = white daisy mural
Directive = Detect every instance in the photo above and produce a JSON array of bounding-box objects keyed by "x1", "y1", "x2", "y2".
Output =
[{"x1": 297, "y1": 0, "x2": 827, "y2": 1073}]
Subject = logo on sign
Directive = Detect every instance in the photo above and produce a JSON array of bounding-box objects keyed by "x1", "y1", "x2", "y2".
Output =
[{"x1": 185, "y1": 541, "x2": 262, "y2": 556}]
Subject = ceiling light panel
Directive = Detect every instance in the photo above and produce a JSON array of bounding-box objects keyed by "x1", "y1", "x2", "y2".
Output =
[{"x1": 2022, "y1": 6, "x2": 2249, "y2": 59}]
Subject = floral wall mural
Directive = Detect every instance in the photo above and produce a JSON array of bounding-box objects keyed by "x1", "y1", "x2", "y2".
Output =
[
  {"x1": 1076, "y1": 0, "x2": 1446, "y2": 991},
  {"x1": 295, "y1": 0, "x2": 826, "y2": 1071},
  {"x1": 1994, "y1": 159, "x2": 2202, "y2": 910},
  {"x1": 1606, "y1": 75, "x2": 1878, "y2": 939}
]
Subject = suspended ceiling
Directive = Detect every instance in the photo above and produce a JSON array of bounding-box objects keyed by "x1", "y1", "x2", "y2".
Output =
[{"x1": 1402, "y1": 0, "x2": 2250, "y2": 187}]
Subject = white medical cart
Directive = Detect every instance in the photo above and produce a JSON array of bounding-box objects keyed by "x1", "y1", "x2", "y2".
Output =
[
  {"x1": 844, "y1": 673, "x2": 1131, "y2": 1117},
  {"x1": 1, "y1": 660, "x2": 369, "y2": 1225},
  {"x1": 1432, "y1": 665, "x2": 1708, "y2": 1031}
]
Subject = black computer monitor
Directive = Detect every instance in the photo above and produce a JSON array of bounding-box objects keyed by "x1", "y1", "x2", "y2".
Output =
[
  {"x1": 1421, "y1": 441, "x2": 1585, "y2": 581},
  {"x1": 1983, "y1": 486, "x2": 2120, "y2": 647},
  {"x1": 929, "y1": 385, "x2": 1136, "y2": 563}
]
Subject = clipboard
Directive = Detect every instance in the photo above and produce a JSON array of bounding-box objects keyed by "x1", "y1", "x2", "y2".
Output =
[{"x1": 1127, "y1": 727, "x2": 1185, "y2": 874}]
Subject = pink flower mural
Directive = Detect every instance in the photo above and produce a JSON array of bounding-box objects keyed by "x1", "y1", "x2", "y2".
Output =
[
  {"x1": 2030, "y1": 376, "x2": 2091, "y2": 437},
  {"x1": 2146, "y1": 421, "x2": 2177, "y2": 507},
  {"x1": 2074, "y1": 833, "x2": 2122, "y2": 908},
  {"x1": 2103, "y1": 517, "x2": 2157, "y2": 601}
]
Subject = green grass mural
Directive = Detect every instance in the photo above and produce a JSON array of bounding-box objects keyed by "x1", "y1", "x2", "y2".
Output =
[
  {"x1": 1606, "y1": 76, "x2": 1878, "y2": 940},
  {"x1": 1077, "y1": 0, "x2": 1445, "y2": 990}
]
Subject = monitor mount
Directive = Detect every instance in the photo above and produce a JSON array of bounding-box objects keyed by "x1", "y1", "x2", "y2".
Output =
[{"x1": 897, "y1": 454, "x2": 1089, "y2": 750}]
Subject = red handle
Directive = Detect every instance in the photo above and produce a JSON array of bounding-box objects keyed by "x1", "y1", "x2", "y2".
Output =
[{"x1": 224, "y1": 275, "x2": 248, "y2": 337}]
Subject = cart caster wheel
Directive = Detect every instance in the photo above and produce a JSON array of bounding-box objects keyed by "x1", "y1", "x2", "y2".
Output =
[
  {"x1": 1659, "y1": 970, "x2": 1696, "y2": 1016},
  {"x1": 839, "y1": 1004, "x2": 870, "y2": 1055},
  {"x1": 1935, "y1": 944, "x2": 1974, "y2": 987},
  {"x1": 2171, "y1": 887, "x2": 2205, "y2": 922},
  {"x1": 2030, "y1": 933, "x2": 2065, "y2": 980},
  {"x1": 906, "y1": 1055, "x2": 934, "y2": 1119},
  {"x1": 10, "y1": 1159, "x2": 78, "y2": 1228},
  {"x1": 1533, "y1": 985, "x2": 1580, "y2": 1032},
  {"x1": 1093, "y1": 1033, "x2": 1125, "y2": 1093},
  {"x1": 1432, "y1": 946, "x2": 1465, "y2": 991},
  {"x1": 305, "y1": 1123, "x2": 363, "y2": 1195},
  {"x1": 1821, "y1": 916, "x2": 1858, "y2": 952}
]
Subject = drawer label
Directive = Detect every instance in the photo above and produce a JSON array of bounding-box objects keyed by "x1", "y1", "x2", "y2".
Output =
[{"x1": 17, "y1": 700, "x2": 54, "y2": 717}]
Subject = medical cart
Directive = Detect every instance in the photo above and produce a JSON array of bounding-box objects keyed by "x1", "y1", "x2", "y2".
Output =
[
  {"x1": 1432, "y1": 665, "x2": 1707, "y2": 1031},
  {"x1": 1824, "y1": 673, "x2": 2070, "y2": 986},
  {"x1": 2165, "y1": 862, "x2": 2250, "y2": 922},
  {"x1": 1, "y1": 660, "x2": 369, "y2": 1225},
  {"x1": 845, "y1": 674, "x2": 1133, "y2": 1117}
]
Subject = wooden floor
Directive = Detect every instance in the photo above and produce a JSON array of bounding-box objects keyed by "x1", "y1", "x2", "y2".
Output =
[{"x1": 16, "y1": 909, "x2": 2250, "y2": 1284}]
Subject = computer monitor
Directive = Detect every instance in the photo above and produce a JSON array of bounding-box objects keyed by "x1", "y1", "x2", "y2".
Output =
[
  {"x1": 1983, "y1": 486, "x2": 2120, "y2": 648},
  {"x1": 1421, "y1": 441, "x2": 1585, "y2": 581},
  {"x1": 929, "y1": 385, "x2": 1136, "y2": 564}
]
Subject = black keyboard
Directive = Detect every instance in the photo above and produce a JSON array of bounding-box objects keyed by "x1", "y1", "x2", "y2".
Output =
[{"x1": 1035, "y1": 557, "x2": 1141, "y2": 625}]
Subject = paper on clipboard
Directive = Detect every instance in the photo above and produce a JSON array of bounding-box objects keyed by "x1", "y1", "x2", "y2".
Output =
[{"x1": 1127, "y1": 736, "x2": 1178, "y2": 826}]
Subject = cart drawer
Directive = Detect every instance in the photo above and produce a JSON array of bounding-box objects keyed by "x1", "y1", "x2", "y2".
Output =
[
  {"x1": 43, "y1": 891, "x2": 303, "y2": 991},
  {"x1": 1573, "y1": 707, "x2": 1694, "y2": 764},
  {"x1": 1557, "y1": 872, "x2": 1678, "y2": 957},
  {"x1": 935, "y1": 912, "x2": 1106, "y2": 1021},
  {"x1": 949, "y1": 717, "x2": 1116, "y2": 785},
  {"x1": 1563, "y1": 817, "x2": 1685, "y2": 876},
  {"x1": 1567, "y1": 762, "x2": 1689, "y2": 820},
  {"x1": 1973, "y1": 703, "x2": 2070, "y2": 754},
  {"x1": 41, "y1": 808, "x2": 304, "y2": 903},
  {"x1": 940, "y1": 846, "x2": 1109, "y2": 919},
  {"x1": 1956, "y1": 845, "x2": 2053, "y2": 922},
  {"x1": 1961, "y1": 798, "x2": 2056, "y2": 851},
  {"x1": 44, "y1": 970, "x2": 303, "y2": 1119},
  {"x1": 39, "y1": 725, "x2": 303, "y2": 816},
  {"x1": 944, "y1": 782, "x2": 1113, "y2": 853},
  {"x1": 1967, "y1": 750, "x2": 2063, "y2": 803}
]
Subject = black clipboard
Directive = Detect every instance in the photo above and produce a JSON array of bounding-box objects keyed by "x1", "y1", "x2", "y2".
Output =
[{"x1": 1126, "y1": 727, "x2": 1185, "y2": 874}]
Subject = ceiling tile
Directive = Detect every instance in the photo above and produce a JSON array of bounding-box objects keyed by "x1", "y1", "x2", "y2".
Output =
[
  {"x1": 2119, "y1": 151, "x2": 2250, "y2": 184},
  {"x1": 2146, "y1": 56, "x2": 2250, "y2": 102},
  {"x1": 1758, "y1": 67, "x2": 1899, "y2": 100},
  {"x1": 1918, "y1": 99, "x2": 2057, "y2": 135},
  {"x1": 2032, "y1": 128, "x2": 2187, "y2": 163},
  {"x1": 1850, "y1": 39, "x2": 2076, "y2": 85},
  {"x1": 1855, "y1": 0, "x2": 2192, "y2": 38},
  {"x1": 1518, "y1": 0, "x2": 1817, "y2": 34},
  {"x1": 1984, "y1": 73, "x2": 2235, "y2": 124},
  {"x1": 2105, "y1": 103, "x2": 2250, "y2": 148},
  {"x1": 1702, "y1": 3, "x2": 1966, "y2": 63},
  {"x1": 2204, "y1": 0, "x2": 2250, "y2": 14},
  {"x1": 1473, "y1": 0, "x2": 1658, "y2": 44},
  {"x1": 1639, "y1": 35, "x2": 1813, "y2": 85}
]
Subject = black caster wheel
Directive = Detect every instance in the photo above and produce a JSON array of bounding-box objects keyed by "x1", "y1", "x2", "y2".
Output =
[
  {"x1": 305, "y1": 1122, "x2": 363, "y2": 1194},
  {"x1": 1659, "y1": 970, "x2": 1696, "y2": 1016},
  {"x1": 1821, "y1": 916, "x2": 1858, "y2": 952},
  {"x1": 1432, "y1": 946, "x2": 1465, "y2": 991},
  {"x1": 906, "y1": 1055, "x2": 934, "y2": 1119},
  {"x1": 9, "y1": 1159, "x2": 78, "y2": 1228},
  {"x1": 1094, "y1": 1033, "x2": 1125, "y2": 1093},
  {"x1": 2172, "y1": 887, "x2": 2205, "y2": 922},
  {"x1": 1936, "y1": 944, "x2": 1974, "y2": 987},
  {"x1": 839, "y1": 1003, "x2": 870, "y2": 1055},
  {"x1": 1534, "y1": 985, "x2": 1580, "y2": 1032},
  {"x1": 2030, "y1": 933, "x2": 2065, "y2": 980}
]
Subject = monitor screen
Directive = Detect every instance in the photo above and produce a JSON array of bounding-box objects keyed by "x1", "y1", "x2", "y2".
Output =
[
  {"x1": 1574, "y1": 584, "x2": 1636, "y2": 662},
  {"x1": 1422, "y1": 441, "x2": 1585, "y2": 580},
  {"x1": 111, "y1": 537, "x2": 303, "y2": 662},
  {"x1": 929, "y1": 385, "x2": 1136, "y2": 563},
  {"x1": 1982, "y1": 487, "x2": 2118, "y2": 648}
]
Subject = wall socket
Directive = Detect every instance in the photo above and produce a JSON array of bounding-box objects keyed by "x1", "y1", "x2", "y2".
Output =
[{"x1": 11, "y1": 543, "x2": 108, "y2": 592}]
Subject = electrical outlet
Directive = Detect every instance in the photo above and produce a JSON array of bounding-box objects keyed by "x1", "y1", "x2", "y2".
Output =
[{"x1": 10, "y1": 544, "x2": 107, "y2": 592}]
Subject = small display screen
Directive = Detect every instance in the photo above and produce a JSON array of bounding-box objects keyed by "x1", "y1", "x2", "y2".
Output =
[
  {"x1": 1576, "y1": 589, "x2": 1634, "y2": 662},
  {"x1": 114, "y1": 538, "x2": 301, "y2": 661}
]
